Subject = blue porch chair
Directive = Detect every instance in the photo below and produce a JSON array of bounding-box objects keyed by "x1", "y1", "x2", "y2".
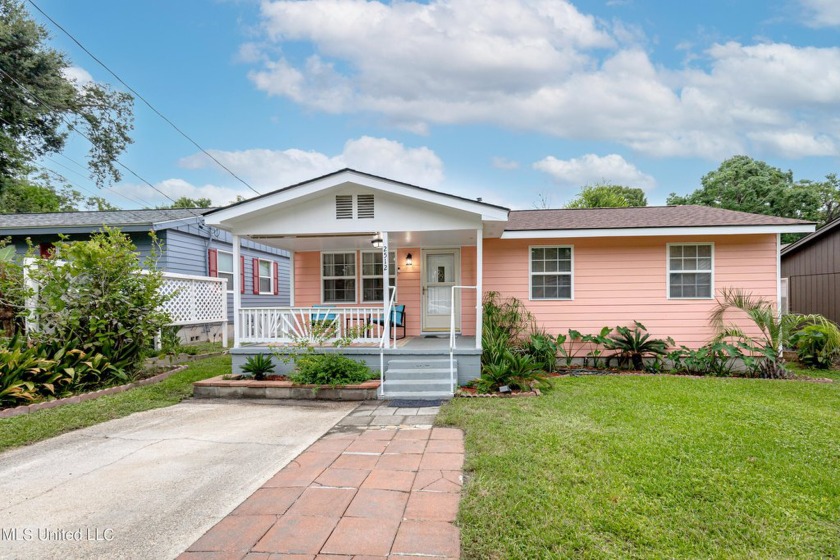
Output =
[
  {"x1": 311, "y1": 304, "x2": 337, "y2": 322},
  {"x1": 368, "y1": 304, "x2": 406, "y2": 340}
]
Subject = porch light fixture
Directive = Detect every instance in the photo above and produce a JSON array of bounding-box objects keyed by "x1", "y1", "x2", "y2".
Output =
[
  {"x1": 371, "y1": 237, "x2": 383, "y2": 248},
  {"x1": 405, "y1": 253, "x2": 413, "y2": 267}
]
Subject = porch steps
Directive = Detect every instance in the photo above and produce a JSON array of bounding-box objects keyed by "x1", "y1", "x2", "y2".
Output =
[{"x1": 381, "y1": 358, "x2": 456, "y2": 400}]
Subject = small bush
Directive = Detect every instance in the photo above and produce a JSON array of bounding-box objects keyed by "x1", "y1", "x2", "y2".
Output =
[
  {"x1": 291, "y1": 353, "x2": 373, "y2": 386},
  {"x1": 242, "y1": 354, "x2": 275, "y2": 380},
  {"x1": 603, "y1": 321, "x2": 672, "y2": 370},
  {"x1": 523, "y1": 331, "x2": 558, "y2": 373},
  {"x1": 791, "y1": 324, "x2": 838, "y2": 369}
]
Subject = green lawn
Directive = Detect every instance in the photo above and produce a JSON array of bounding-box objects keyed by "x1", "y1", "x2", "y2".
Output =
[
  {"x1": 0, "y1": 355, "x2": 230, "y2": 453},
  {"x1": 438, "y1": 371, "x2": 840, "y2": 559}
]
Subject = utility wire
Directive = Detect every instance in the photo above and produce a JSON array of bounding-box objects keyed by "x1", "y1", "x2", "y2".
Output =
[
  {"x1": 0, "y1": 64, "x2": 206, "y2": 218},
  {"x1": 27, "y1": 0, "x2": 262, "y2": 197},
  {"x1": 48, "y1": 153, "x2": 153, "y2": 209}
]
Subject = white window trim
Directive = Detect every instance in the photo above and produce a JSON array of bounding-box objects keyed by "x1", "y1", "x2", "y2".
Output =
[
  {"x1": 666, "y1": 242, "x2": 715, "y2": 300},
  {"x1": 257, "y1": 258, "x2": 274, "y2": 295},
  {"x1": 217, "y1": 250, "x2": 234, "y2": 293},
  {"x1": 360, "y1": 250, "x2": 396, "y2": 303},
  {"x1": 321, "y1": 251, "x2": 358, "y2": 304},
  {"x1": 529, "y1": 245, "x2": 574, "y2": 301}
]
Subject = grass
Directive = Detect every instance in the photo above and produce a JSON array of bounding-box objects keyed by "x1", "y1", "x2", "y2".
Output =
[
  {"x1": 438, "y1": 370, "x2": 840, "y2": 559},
  {"x1": 0, "y1": 355, "x2": 230, "y2": 454}
]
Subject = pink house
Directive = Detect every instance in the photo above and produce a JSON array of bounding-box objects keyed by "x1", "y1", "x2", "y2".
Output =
[{"x1": 204, "y1": 169, "x2": 814, "y2": 399}]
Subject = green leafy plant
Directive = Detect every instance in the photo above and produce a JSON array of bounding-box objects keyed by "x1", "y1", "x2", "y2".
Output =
[
  {"x1": 241, "y1": 353, "x2": 275, "y2": 380},
  {"x1": 523, "y1": 331, "x2": 558, "y2": 373},
  {"x1": 475, "y1": 349, "x2": 547, "y2": 394},
  {"x1": 158, "y1": 326, "x2": 183, "y2": 358},
  {"x1": 27, "y1": 228, "x2": 171, "y2": 377},
  {"x1": 710, "y1": 287, "x2": 840, "y2": 379},
  {"x1": 290, "y1": 353, "x2": 373, "y2": 386},
  {"x1": 603, "y1": 321, "x2": 672, "y2": 371},
  {"x1": 582, "y1": 327, "x2": 613, "y2": 368},
  {"x1": 791, "y1": 324, "x2": 839, "y2": 369}
]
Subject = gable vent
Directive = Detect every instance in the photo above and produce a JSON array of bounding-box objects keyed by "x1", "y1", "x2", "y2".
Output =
[
  {"x1": 336, "y1": 195, "x2": 353, "y2": 219},
  {"x1": 357, "y1": 194, "x2": 375, "y2": 218}
]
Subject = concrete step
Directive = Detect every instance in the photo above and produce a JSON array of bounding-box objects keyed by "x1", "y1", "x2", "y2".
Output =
[
  {"x1": 386, "y1": 358, "x2": 452, "y2": 369},
  {"x1": 382, "y1": 379, "x2": 453, "y2": 394},
  {"x1": 384, "y1": 367, "x2": 453, "y2": 381},
  {"x1": 380, "y1": 391, "x2": 454, "y2": 401}
]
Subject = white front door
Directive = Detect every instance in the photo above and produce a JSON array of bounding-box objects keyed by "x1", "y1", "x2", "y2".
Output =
[{"x1": 421, "y1": 249, "x2": 460, "y2": 332}]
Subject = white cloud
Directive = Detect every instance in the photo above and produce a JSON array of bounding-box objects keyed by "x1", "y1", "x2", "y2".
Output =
[
  {"x1": 61, "y1": 66, "x2": 93, "y2": 86},
  {"x1": 179, "y1": 136, "x2": 444, "y2": 190},
  {"x1": 244, "y1": 0, "x2": 840, "y2": 160},
  {"x1": 532, "y1": 153, "x2": 656, "y2": 189},
  {"x1": 492, "y1": 157, "x2": 520, "y2": 170},
  {"x1": 799, "y1": 0, "x2": 840, "y2": 27},
  {"x1": 113, "y1": 178, "x2": 245, "y2": 207}
]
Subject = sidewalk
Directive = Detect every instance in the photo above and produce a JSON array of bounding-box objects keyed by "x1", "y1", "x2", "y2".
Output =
[{"x1": 180, "y1": 401, "x2": 464, "y2": 559}]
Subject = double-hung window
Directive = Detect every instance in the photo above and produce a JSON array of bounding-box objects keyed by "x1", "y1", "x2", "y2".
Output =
[
  {"x1": 258, "y1": 259, "x2": 273, "y2": 294},
  {"x1": 668, "y1": 244, "x2": 713, "y2": 298},
  {"x1": 322, "y1": 252, "x2": 356, "y2": 303},
  {"x1": 217, "y1": 251, "x2": 234, "y2": 292},
  {"x1": 361, "y1": 251, "x2": 396, "y2": 303},
  {"x1": 530, "y1": 246, "x2": 573, "y2": 300}
]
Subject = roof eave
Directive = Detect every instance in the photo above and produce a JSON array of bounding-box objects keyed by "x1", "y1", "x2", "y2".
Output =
[{"x1": 501, "y1": 224, "x2": 816, "y2": 239}]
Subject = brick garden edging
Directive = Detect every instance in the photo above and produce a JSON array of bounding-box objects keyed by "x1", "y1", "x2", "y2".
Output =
[
  {"x1": 0, "y1": 365, "x2": 188, "y2": 419},
  {"x1": 193, "y1": 375, "x2": 380, "y2": 401}
]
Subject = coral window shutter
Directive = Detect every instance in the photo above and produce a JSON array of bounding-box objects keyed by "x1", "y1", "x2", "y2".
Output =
[
  {"x1": 252, "y1": 258, "x2": 260, "y2": 294},
  {"x1": 208, "y1": 248, "x2": 218, "y2": 277},
  {"x1": 273, "y1": 261, "x2": 279, "y2": 295},
  {"x1": 240, "y1": 256, "x2": 245, "y2": 294}
]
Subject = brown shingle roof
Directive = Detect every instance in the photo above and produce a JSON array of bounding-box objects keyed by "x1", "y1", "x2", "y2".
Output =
[{"x1": 506, "y1": 205, "x2": 812, "y2": 231}]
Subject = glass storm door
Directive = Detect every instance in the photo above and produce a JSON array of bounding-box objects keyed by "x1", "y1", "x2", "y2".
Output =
[{"x1": 421, "y1": 249, "x2": 460, "y2": 332}]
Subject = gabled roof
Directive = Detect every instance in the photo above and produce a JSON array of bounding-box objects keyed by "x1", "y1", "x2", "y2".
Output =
[
  {"x1": 0, "y1": 208, "x2": 213, "y2": 234},
  {"x1": 204, "y1": 168, "x2": 510, "y2": 227},
  {"x1": 780, "y1": 214, "x2": 840, "y2": 257}
]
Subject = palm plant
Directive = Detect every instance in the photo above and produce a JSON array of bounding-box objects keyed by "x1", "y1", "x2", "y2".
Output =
[{"x1": 709, "y1": 287, "x2": 840, "y2": 378}]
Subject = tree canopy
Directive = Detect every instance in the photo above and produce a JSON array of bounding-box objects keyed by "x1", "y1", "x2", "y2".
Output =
[
  {"x1": 158, "y1": 196, "x2": 213, "y2": 209},
  {"x1": 565, "y1": 183, "x2": 648, "y2": 209},
  {"x1": 0, "y1": 0, "x2": 134, "y2": 213},
  {"x1": 667, "y1": 155, "x2": 839, "y2": 227}
]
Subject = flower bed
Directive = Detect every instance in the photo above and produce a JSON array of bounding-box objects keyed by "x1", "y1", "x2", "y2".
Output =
[{"x1": 0, "y1": 365, "x2": 187, "y2": 418}]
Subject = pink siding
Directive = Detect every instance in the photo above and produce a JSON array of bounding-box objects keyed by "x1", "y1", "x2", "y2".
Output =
[
  {"x1": 483, "y1": 234, "x2": 778, "y2": 349},
  {"x1": 460, "y1": 246, "x2": 477, "y2": 336},
  {"x1": 293, "y1": 247, "x2": 478, "y2": 337}
]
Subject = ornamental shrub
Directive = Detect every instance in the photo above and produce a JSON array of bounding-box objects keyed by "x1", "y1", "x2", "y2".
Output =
[
  {"x1": 291, "y1": 353, "x2": 373, "y2": 386},
  {"x1": 27, "y1": 228, "x2": 170, "y2": 377}
]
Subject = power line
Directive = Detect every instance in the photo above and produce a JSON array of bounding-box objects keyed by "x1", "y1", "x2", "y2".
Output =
[
  {"x1": 43, "y1": 156, "x2": 153, "y2": 209},
  {"x1": 0, "y1": 64, "x2": 202, "y2": 216},
  {"x1": 27, "y1": 0, "x2": 262, "y2": 197}
]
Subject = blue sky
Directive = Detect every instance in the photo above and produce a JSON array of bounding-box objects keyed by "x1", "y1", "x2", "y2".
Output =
[{"x1": 30, "y1": 0, "x2": 840, "y2": 210}]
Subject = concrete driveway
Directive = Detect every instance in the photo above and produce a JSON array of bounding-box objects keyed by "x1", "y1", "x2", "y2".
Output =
[{"x1": 0, "y1": 399, "x2": 356, "y2": 560}]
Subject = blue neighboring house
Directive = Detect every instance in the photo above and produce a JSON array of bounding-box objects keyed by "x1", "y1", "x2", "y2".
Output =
[{"x1": 0, "y1": 208, "x2": 290, "y2": 341}]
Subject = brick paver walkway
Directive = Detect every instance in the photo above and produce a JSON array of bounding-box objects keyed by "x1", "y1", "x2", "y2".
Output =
[{"x1": 179, "y1": 401, "x2": 463, "y2": 559}]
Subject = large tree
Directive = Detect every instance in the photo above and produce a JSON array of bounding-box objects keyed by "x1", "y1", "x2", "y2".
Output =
[
  {"x1": 565, "y1": 183, "x2": 648, "y2": 208},
  {"x1": 0, "y1": 0, "x2": 133, "y2": 212},
  {"x1": 667, "y1": 155, "x2": 829, "y2": 223}
]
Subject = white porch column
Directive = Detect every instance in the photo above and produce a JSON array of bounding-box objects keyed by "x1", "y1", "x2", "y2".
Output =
[
  {"x1": 476, "y1": 227, "x2": 483, "y2": 350},
  {"x1": 232, "y1": 234, "x2": 241, "y2": 348},
  {"x1": 382, "y1": 231, "x2": 390, "y2": 348},
  {"x1": 289, "y1": 250, "x2": 295, "y2": 307}
]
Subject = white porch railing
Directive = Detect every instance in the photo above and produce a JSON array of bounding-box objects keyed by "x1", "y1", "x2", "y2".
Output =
[
  {"x1": 238, "y1": 307, "x2": 389, "y2": 344},
  {"x1": 450, "y1": 285, "x2": 477, "y2": 394}
]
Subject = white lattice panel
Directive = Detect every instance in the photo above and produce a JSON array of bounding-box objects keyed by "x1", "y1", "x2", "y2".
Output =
[{"x1": 160, "y1": 273, "x2": 227, "y2": 326}]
